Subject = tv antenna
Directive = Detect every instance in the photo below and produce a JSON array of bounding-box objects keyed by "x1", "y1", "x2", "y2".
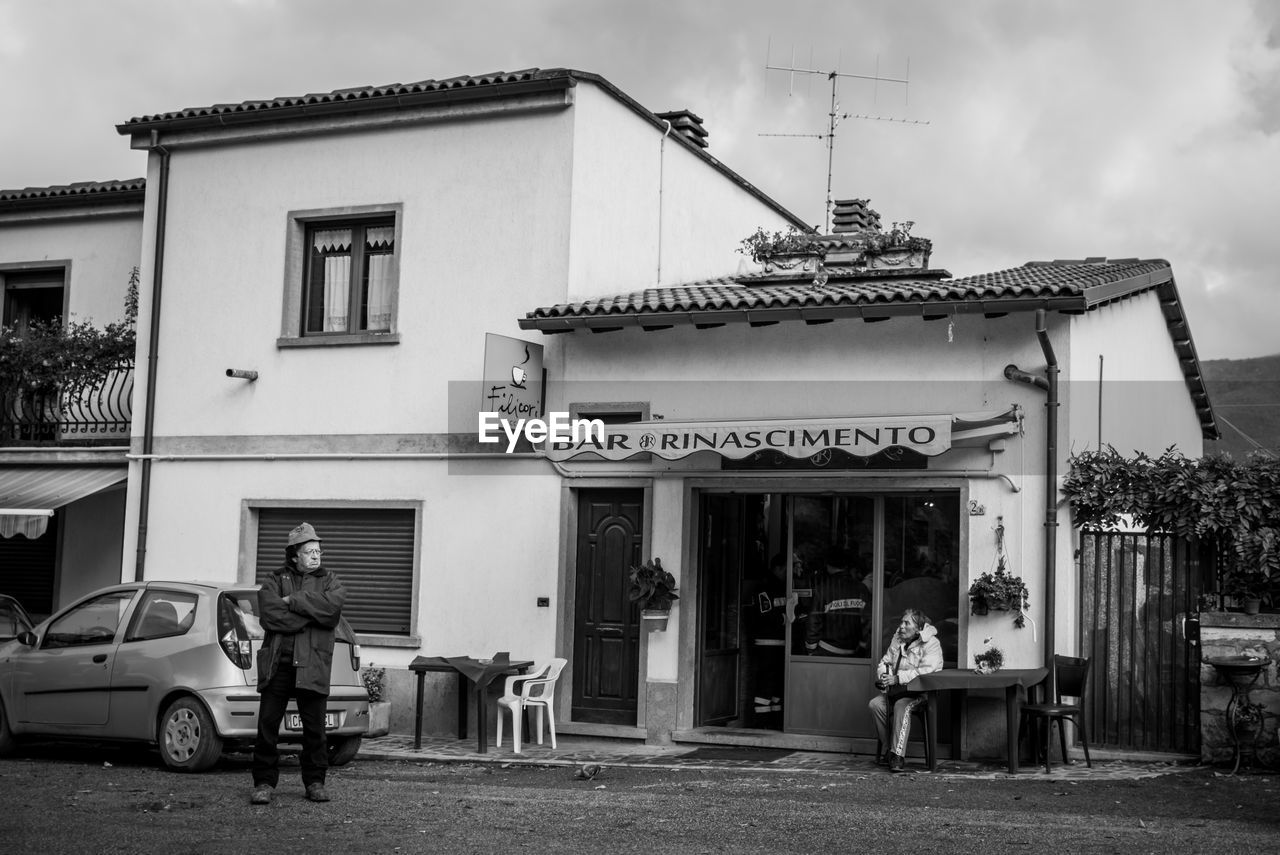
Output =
[{"x1": 762, "y1": 47, "x2": 929, "y2": 232}]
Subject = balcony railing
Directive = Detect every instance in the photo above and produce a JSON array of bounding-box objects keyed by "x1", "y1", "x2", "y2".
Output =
[{"x1": 0, "y1": 365, "x2": 134, "y2": 446}]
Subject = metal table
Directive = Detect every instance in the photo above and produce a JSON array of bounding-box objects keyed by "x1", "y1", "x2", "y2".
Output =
[
  {"x1": 907, "y1": 667, "x2": 1049, "y2": 773},
  {"x1": 409, "y1": 654, "x2": 534, "y2": 753},
  {"x1": 1205, "y1": 655, "x2": 1269, "y2": 775}
]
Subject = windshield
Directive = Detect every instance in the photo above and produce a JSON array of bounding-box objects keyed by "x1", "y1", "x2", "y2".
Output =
[
  {"x1": 0, "y1": 598, "x2": 32, "y2": 640},
  {"x1": 222, "y1": 590, "x2": 264, "y2": 640}
]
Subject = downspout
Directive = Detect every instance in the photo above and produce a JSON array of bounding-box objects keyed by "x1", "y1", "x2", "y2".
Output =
[
  {"x1": 1002, "y1": 308, "x2": 1059, "y2": 672},
  {"x1": 134, "y1": 131, "x2": 171, "y2": 581}
]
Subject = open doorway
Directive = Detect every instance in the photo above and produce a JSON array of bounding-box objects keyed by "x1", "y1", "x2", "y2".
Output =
[{"x1": 697, "y1": 491, "x2": 960, "y2": 739}]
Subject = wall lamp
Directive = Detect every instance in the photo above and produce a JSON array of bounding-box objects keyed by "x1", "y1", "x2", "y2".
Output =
[{"x1": 226, "y1": 368, "x2": 259, "y2": 381}]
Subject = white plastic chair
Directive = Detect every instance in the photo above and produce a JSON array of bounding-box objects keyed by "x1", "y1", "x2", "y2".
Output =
[{"x1": 495, "y1": 657, "x2": 567, "y2": 753}]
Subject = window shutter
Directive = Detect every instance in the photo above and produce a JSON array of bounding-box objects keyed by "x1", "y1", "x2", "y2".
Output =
[
  {"x1": 255, "y1": 508, "x2": 414, "y2": 635},
  {"x1": 0, "y1": 515, "x2": 58, "y2": 616}
]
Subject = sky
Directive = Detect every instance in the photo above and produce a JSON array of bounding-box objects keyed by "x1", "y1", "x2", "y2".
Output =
[{"x1": 2, "y1": 0, "x2": 1277, "y2": 360}]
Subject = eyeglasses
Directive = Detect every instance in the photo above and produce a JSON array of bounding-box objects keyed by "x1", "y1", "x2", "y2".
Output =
[{"x1": 300, "y1": 549, "x2": 323, "y2": 557}]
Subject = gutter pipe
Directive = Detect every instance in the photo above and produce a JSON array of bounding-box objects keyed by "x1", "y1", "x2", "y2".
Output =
[
  {"x1": 134, "y1": 131, "x2": 170, "y2": 581},
  {"x1": 1002, "y1": 308, "x2": 1060, "y2": 672}
]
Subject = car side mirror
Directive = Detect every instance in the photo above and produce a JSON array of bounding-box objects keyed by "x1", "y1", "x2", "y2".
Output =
[{"x1": 16, "y1": 630, "x2": 37, "y2": 646}]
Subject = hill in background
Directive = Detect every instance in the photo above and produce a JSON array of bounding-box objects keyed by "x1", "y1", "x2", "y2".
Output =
[{"x1": 1201, "y1": 353, "x2": 1280, "y2": 459}]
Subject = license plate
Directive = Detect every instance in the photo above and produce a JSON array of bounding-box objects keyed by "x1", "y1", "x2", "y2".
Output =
[{"x1": 287, "y1": 713, "x2": 337, "y2": 730}]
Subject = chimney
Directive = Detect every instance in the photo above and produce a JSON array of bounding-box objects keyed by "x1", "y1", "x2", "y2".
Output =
[
  {"x1": 655, "y1": 109, "x2": 709, "y2": 149},
  {"x1": 831, "y1": 198, "x2": 881, "y2": 234}
]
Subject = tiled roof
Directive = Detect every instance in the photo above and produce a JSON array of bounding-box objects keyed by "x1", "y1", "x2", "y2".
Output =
[
  {"x1": 521, "y1": 259, "x2": 1172, "y2": 327},
  {"x1": 117, "y1": 69, "x2": 550, "y2": 129},
  {"x1": 519, "y1": 258, "x2": 1217, "y2": 440},
  {"x1": 0, "y1": 179, "x2": 146, "y2": 207}
]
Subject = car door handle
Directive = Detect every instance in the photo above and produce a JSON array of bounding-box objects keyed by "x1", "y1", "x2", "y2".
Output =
[{"x1": 93, "y1": 654, "x2": 108, "y2": 664}]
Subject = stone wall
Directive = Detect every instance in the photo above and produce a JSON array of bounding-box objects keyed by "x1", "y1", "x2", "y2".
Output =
[{"x1": 1199, "y1": 612, "x2": 1279, "y2": 765}]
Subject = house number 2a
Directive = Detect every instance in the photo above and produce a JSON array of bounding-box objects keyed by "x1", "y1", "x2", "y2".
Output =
[{"x1": 968, "y1": 500, "x2": 986, "y2": 516}]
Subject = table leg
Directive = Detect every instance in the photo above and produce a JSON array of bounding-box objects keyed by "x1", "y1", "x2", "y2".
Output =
[
  {"x1": 414, "y1": 671, "x2": 425, "y2": 750},
  {"x1": 456, "y1": 672, "x2": 468, "y2": 740},
  {"x1": 476, "y1": 683, "x2": 488, "y2": 753},
  {"x1": 925, "y1": 691, "x2": 938, "y2": 771},
  {"x1": 1006, "y1": 685, "x2": 1019, "y2": 774}
]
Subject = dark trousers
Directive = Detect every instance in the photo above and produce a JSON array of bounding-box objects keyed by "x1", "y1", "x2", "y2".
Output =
[{"x1": 253, "y1": 664, "x2": 328, "y2": 788}]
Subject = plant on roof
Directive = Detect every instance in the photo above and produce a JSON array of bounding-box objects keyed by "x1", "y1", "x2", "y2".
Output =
[
  {"x1": 1063, "y1": 446, "x2": 1280, "y2": 611},
  {"x1": 737, "y1": 226, "x2": 822, "y2": 264}
]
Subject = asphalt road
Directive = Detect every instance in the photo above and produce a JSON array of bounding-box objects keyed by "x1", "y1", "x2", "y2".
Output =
[{"x1": 2, "y1": 742, "x2": 1277, "y2": 854}]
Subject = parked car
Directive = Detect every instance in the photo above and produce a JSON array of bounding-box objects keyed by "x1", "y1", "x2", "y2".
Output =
[
  {"x1": 0, "y1": 581, "x2": 369, "y2": 772},
  {"x1": 0, "y1": 595, "x2": 34, "y2": 643}
]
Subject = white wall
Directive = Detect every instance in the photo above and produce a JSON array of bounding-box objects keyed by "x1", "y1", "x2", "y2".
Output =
[
  {"x1": 0, "y1": 215, "x2": 141, "y2": 324},
  {"x1": 1065, "y1": 290, "x2": 1204, "y2": 458}
]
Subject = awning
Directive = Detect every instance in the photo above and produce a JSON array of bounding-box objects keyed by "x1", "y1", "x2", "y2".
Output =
[
  {"x1": 546, "y1": 407, "x2": 1022, "y2": 463},
  {"x1": 0, "y1": 466, "x2": 126, "y2": 539}
]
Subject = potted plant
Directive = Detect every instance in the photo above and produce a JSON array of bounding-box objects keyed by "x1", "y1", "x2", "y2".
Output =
[
  {"x1": 1225, "y1": 567, "x2": 1268, "y2": 615},
  {"x1": 629, "y1": 557, "x2": 679, "y2": 631},
  {"x1": 360, "y1": 663, "x2": 390, "y2": 737},
  {"x1": 973, "y1": 642, "x2": 1005, "y2": 675},
  {"x1": 737, "y1": 226, "x2": 824, "y2": 272},
  {"x1": 967, "y1": 565, "x2": 1030, "y2": 627}
]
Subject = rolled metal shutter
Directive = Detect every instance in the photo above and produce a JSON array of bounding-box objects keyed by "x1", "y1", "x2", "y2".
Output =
[
  {"x1": 0, "y1": 514, "x2": 58, "y2": 615},
  {"x1": 256, "y1": 508, "x2": 413, "y2": 635}
]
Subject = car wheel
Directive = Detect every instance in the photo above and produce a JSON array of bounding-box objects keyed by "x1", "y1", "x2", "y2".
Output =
[
  {"x1": 0, "y1": 696, "x2": 16, "y2": 756},
  {"x1": 327, "y1": 734, "x2": 362, "y2": 766},
  {"x1": 158, "y1": 697, "x2": 223, "y2": 772}
]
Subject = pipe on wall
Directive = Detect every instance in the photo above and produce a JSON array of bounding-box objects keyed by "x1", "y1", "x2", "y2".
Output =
[
  {"x1": 134, "y1": 132, "x2": 170, "y2": 582},
  {"x1": 1003, "y1": 308, "x2": 1060, "y2": 671}
]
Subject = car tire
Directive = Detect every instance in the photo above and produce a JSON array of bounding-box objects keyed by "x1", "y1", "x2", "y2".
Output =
[
  {"x1": 327, "y1": 734, "x2": 362, "y2": 766},
  {"x1": 0, "y1": 696, "x2": 16, "y2": 756},
  {"x1": 158, "y1": 697, "x2": 223, "y2": 772}
]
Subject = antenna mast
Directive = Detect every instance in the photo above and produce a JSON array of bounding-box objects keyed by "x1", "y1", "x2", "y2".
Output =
[{"x1": 763, "y1": 51, "x2": 928, "y2": 232}]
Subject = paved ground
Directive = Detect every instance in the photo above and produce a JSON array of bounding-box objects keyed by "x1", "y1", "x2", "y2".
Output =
[{"x1": 359, "y1": 733, "x2": 1208, "y2": 782}]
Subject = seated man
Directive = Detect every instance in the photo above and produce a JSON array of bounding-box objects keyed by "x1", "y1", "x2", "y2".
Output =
[{"x1": 868, "y1": 608, "x2": 943, "y2": 772}]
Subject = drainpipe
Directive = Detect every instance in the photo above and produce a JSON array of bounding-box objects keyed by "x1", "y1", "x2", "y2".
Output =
[
  {"x1": 1002, "y1": 308, "x2": 1059, "y2": 672},
  {"x1": 657, "y1": 119, "x2": 672, "y2": 286},
  {"x1": 134, "y1": 131, "x2": 171, "y2": 581}
]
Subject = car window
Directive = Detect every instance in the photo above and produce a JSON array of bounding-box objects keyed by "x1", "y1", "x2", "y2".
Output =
[
  {"x1": 41, "y1": 590, "x2": 136, "y2": 649},
  {"x1": 125, "y1": 591, "x2": 198, "y2": 642},
  {"x1": 223, "y1": 591, "x2": 264, "y2": 640},
  {"x1": 0, "y1": 599, "x2": 32, "y2": 640}
]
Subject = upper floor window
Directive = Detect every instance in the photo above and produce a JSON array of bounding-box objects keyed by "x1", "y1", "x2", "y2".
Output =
[
  {"x1": 305, "y1": 219, "x2": 395, "y2": 334},
  {"x1": 2, "y1": 268, "x2": 66, "y2": 334},
  {"x1": 279, "y1": 205, "x2": 402, "y2": 348}
]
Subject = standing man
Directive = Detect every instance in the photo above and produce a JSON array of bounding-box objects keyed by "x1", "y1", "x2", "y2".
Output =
[
  {"x1": 251, "y1": 522, "x2": 347, "y2": 804},
  {"x1": 868, "y1": 608, "x2": 943, "y2": 772}
]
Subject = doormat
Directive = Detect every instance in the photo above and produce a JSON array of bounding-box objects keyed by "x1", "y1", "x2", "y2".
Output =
[{"x1": 681, "y1": 746, "x2": 796, "y2": 763}]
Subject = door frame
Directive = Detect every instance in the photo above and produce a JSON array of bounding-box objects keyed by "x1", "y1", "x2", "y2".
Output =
[
  {"x1": 680, "y1": 475, "x2": 970, "y2": 742},
  {"x1": 559, "y1": 479, "x2": 653, "y2": 734}
]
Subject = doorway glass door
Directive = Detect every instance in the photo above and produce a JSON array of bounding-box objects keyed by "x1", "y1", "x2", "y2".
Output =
[{"x1": 698, "y1": 490, "x2": 959, "y2": 738}]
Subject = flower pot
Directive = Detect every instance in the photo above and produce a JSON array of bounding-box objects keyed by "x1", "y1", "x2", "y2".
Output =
[
  {"x1": 974, "y1": 661, "x2": 1001, "y2": 675},
  {"x1": 366, "y1": 701, "x2": 391, "y2": 738},
  {"x1": 641, "y1": 609, "x2": 670, "y2": 631},
  {"x1": 971, "y1": 601, "x2": 989, "y2": 616},
  {"x1": 1243, "y1": 598, "x2": 1262, "y2": 616}
]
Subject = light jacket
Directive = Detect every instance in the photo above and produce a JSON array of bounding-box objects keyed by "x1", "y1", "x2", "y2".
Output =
[
  {"x1": 878, "y1": 623, "x2": 944, "y2": 687},
  {"x1": 257, "y1": 563, "x2": 347, "y2": 695}
]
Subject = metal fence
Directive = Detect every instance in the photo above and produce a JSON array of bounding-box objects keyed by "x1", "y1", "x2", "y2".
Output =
[{"x1": 0, "y1": 366, "x2": 133, "y2": 445}]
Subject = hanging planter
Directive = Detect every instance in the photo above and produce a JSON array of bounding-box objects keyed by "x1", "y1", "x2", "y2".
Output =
[
  {"x1": 629, "y1": 557, "x2": 679, "y2": 632},
  {"x1": 968, "y1": 517, "x2": 1030, "y2": 627}
]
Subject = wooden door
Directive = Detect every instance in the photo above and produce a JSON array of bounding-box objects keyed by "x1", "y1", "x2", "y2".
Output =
[
  {"x1": 571, "y1": 489, "x2": 643, "y2": 724},
  {"x1": 697, "y1": 495, "x2": 744, "y2": 726}
]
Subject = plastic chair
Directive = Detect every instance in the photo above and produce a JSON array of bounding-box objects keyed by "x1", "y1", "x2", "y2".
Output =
[
  {"x1": 1019, "y1": 654, "x2": 1093, "y2": 773},
  {"x1": 874, "y1": 694, "x2": 935, "y2": 771},
  {"x1": 495, "y1": 658, "x2": 567, "y2": 753}
]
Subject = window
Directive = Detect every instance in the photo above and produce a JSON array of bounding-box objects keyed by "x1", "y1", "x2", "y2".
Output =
[
  {"x1": 279, "y1": 206, "x2": 402, "y2": 347},
  {"x1": 254, "y1": 506, "x2": 416, "y2": 639},
  {"x1": 125, "y1": 591, "x2": 197, "y2": 642},
  {"x1": 41, "y1": 589, "x2": 135, "y2": 649},
  {"x1": 305, "y1": 219, "x2": 395, "y2": 334},
  {"x1": 2, "y1": 268, "x2": 66, "y2": 333}
]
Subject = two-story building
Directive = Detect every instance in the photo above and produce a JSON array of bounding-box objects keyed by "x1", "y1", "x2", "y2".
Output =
[
  {"x1": 105, "y1": 66, "x2": 1215, "y2": 759},
  {"x1": 0, "y1": 180, "x2": 143, "y2": 616}
]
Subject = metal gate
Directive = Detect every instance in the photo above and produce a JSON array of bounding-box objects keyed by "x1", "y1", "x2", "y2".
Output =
[{"x1": 1078, "y1": 531, "x2": 1206, "y2": 754}]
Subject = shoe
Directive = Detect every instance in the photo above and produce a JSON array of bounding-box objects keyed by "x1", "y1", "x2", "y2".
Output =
[
  {"x1": 250, "y1": 785, "x2": 273, "y2": 805},
  {"x1": 888, "y1": 753, "x2": 906, "y2": 773},
  {"x1": 305, "y1": 783, "x2": 331, "y2": 803},
  {"x1": 875, "y1": 752, "x2": 890, "y2": 767}
]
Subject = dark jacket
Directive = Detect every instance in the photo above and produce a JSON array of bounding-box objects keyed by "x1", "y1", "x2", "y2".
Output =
[
  {"x1": 257, "y1": 563, "x2": 347, "y2": 695},
  {"x1": 805, "y1": 570, "x2": 871, "y2": 656}
]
